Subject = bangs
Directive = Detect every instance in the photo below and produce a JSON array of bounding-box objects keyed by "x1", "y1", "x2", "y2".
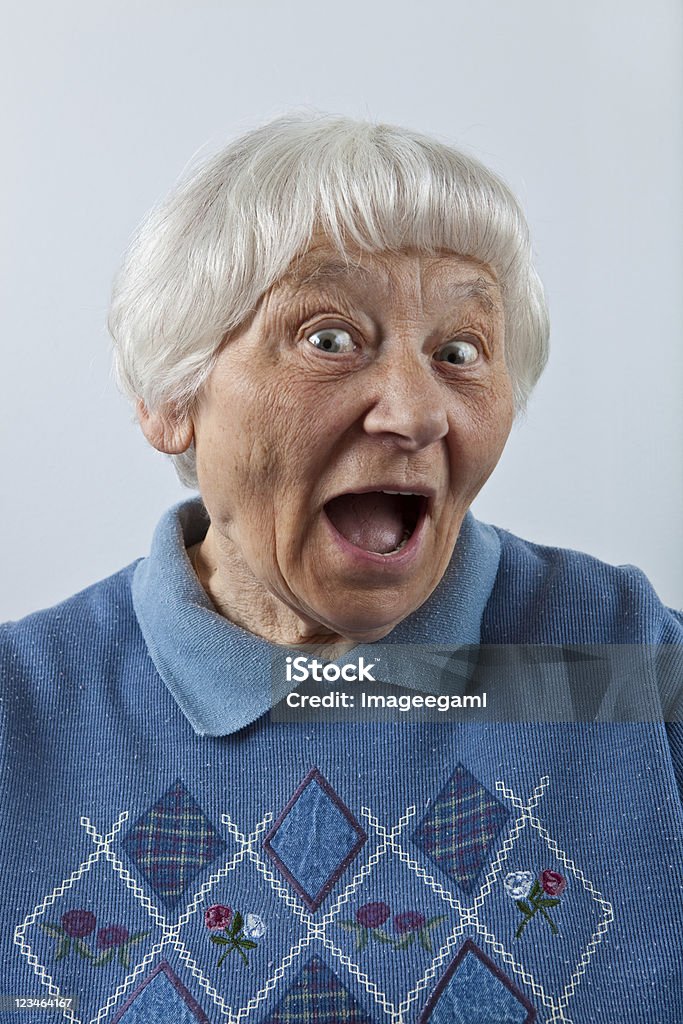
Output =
[{"x1": 245, "y1": 119, "x2": 528, "y2": 292}]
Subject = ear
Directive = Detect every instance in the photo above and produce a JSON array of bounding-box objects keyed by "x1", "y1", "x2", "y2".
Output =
[{"x1": 136, "y1": 400, "x2": 194, "y2": 454}]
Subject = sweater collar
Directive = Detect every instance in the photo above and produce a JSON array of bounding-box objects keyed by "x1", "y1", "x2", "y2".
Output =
[{"x1": 132, "y1": 497, "x2": 501, "y2": 736}]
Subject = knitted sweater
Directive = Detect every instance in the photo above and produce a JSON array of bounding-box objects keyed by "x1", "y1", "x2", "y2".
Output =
[{"x1": 1, "y1": 498, "x2": 681, "y2": 1024}]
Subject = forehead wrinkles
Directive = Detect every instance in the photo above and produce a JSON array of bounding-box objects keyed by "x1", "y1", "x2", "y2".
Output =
[{"x1": 271, "y1": 247, "x2": 501, "y2": 318}]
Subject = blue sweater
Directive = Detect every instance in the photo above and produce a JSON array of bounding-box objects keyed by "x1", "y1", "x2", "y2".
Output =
[{"x1": 1, "y1": 499, "x2": 681, "y2": 1024}]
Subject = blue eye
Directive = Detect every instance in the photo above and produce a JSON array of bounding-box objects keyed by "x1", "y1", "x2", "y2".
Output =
[
  {"x1": 434, "y1": 339, "x2": 479, "y2": 366},
  {"x1": 307, "y1": 328, "x2": 355, "y2": 354}
]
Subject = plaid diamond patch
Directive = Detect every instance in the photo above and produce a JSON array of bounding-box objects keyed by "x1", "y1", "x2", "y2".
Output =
[
  {"x1": 121, "y1": 780, "x2": 226, "y2": 907},
  {"x1": 412, "y1": 764, "x2": 510, "y2": 894},
  {"x1": 261, "y1": 956, "x2": 373, "y2": 1024}
]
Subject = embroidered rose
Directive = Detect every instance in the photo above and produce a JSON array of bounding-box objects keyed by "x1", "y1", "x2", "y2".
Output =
[
  {"x1": 208, "y1": 910, "x2": 259, "y2": 967},
  {"x1": 205, "y1": 904, "x2": 233, "y2": 930},
  {"x1": 42, "y1": 914, "x2": 149, "y2": 967},
  {"x1": 540, "y1": 869, "x2": 567, "y2": 897},
  {"x1": 356, "y1": 901, "x2": 391, "y2": 928},
  {"x1": 340, "y1": 904, "x2": 446, "y2": 952},
  {"x1": 61, "y1": 910, "x2": 96, "y2": 938},
  {"x1": 393, "y1": 911, "x2": 426, "y2": 934},
  {"x1": 97, "y1": 925, "x2": 130, "y2": 949},
  {"x1": 505, "y1": 869, "x2": 566, "y2": 938},
  {"x1": 503, "y1": 871, "x2": 535, "y2": 900},
  {"x1": 243, "y1": 913, "x2": 266, "y2": 940}
]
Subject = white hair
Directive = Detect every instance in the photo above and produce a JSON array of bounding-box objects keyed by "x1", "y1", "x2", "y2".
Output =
[{"x1": 109, "y1": 113, "x2": 550, "y2": 488}]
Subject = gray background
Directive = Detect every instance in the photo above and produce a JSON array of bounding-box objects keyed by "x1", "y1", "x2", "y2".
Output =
[{"x1": 1, "y1": 0, "x2": 681, "y2": 621}]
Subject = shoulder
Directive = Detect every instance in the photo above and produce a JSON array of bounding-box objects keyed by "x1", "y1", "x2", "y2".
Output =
[
  {"x1": 483, "y1": 525, "x2": 683, "y2": 644},
  {"x1": 0, "y1": 562, "x2": 144, "y2": 690}
]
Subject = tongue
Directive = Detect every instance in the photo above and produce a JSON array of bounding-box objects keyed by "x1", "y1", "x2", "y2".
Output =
[{"x1": 325, "y1": 492, "x2": 406, "y2": 554}]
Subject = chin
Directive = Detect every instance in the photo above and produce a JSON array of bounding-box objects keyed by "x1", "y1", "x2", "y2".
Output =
[{"x1": 318, "y1": 598, "x2": 419, "y2": 644}]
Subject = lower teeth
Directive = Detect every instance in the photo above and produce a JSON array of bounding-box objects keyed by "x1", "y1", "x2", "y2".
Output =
[{"x1": 377, "y1": 530, "x2": 411, "y2": 557}]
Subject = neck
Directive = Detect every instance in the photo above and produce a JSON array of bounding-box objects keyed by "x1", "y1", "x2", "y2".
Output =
[{"x1": 188, "y1": 529, "x2": 355, "y2": 656}]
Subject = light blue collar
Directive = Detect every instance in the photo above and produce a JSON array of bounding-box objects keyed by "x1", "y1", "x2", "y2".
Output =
[{"x1": 132, "y1": 497, "x2": 501, "y2": 736}]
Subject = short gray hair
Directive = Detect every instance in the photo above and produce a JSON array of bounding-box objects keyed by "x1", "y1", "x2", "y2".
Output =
[{"x1": 109, "y1": 113, "x2": 549, "y2": 488}]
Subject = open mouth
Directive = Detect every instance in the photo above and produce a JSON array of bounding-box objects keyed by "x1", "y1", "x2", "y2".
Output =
[{"x1": 323, "y1": 490, "x2": 428, "y2": 556}]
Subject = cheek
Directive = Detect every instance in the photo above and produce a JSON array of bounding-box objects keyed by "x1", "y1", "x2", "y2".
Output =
[
  {"x1": 203, "y1": 378, "x2": 337, "y2": 509},
  {"x1": 448, "y1": 381, "x2": 515, "y2": 482},
  {"x1": 480, "y1": 384, "x2": 515, "y2": 458},
  {"x1": 241, "y1": 420, "x2": 281, "y2": 486},
  {"x1": 264, "y1": 378, "x2": 359, "y2": 478},
  {"x1": 202, "y1": 376, "x2": 290, "y2": 482}
]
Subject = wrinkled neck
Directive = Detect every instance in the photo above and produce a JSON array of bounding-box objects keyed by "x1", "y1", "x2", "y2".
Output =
[{"x1": 187, "y1": 530, "x2": 356, "y2": 653}]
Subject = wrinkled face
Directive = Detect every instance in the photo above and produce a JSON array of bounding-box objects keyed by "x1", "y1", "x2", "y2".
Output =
[{"x1": 192, "y1": 241, "x2": 514, "y2": 642}]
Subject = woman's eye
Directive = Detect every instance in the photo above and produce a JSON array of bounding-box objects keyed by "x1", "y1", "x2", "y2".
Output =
[
  {"x1": 434, "y1": 338, "x2": 479, "y2": 366},
  {"x1": 307, "y1": 327, "x2": 355, "y2": 354}
]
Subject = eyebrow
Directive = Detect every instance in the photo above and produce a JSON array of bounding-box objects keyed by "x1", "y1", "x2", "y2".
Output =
[
  {"x1": 281, "y1": 256, "x2": 500, "y2": 313},
  {"x1": 442, "y1": 278, "x2": 499, "y2": 313},
  {"x1": 285, "y1": 254, "x2": 372, "y2": 289}
]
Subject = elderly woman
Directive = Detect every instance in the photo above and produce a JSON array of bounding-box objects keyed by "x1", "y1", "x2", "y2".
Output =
[{"x1": 1, "y1": 115, "x2": 681, "y2": 1024}]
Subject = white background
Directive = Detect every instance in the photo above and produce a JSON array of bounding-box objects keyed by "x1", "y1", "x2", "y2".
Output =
[{"x1": 1, "y1": 0, "x2": 681, "y2": 620}]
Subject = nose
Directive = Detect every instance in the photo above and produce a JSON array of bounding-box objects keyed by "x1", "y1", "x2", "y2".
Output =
[{"x1": 362, "y1": 351, "x2": 449, "y2": 452}]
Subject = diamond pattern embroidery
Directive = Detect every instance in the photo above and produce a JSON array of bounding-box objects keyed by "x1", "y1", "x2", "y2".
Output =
[
  {"x1": 13, "y1": 769, "x2": 610, "y2": 1024},
  {"x1": 412, "y1": 764, "x2": 510, "y2": 894},
  {"x1": 263, "y1": 768, "x2": 367, "y2": 911},
  {"x1": 419, "y1": 939, "x2": 536, "y2": 1023},
  {"x1": 121, "y1": 780, "x2": 226, "y2": 907},
  {"x1": 261, "y1": 956, "x2": 373, "y2": 1024}
]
